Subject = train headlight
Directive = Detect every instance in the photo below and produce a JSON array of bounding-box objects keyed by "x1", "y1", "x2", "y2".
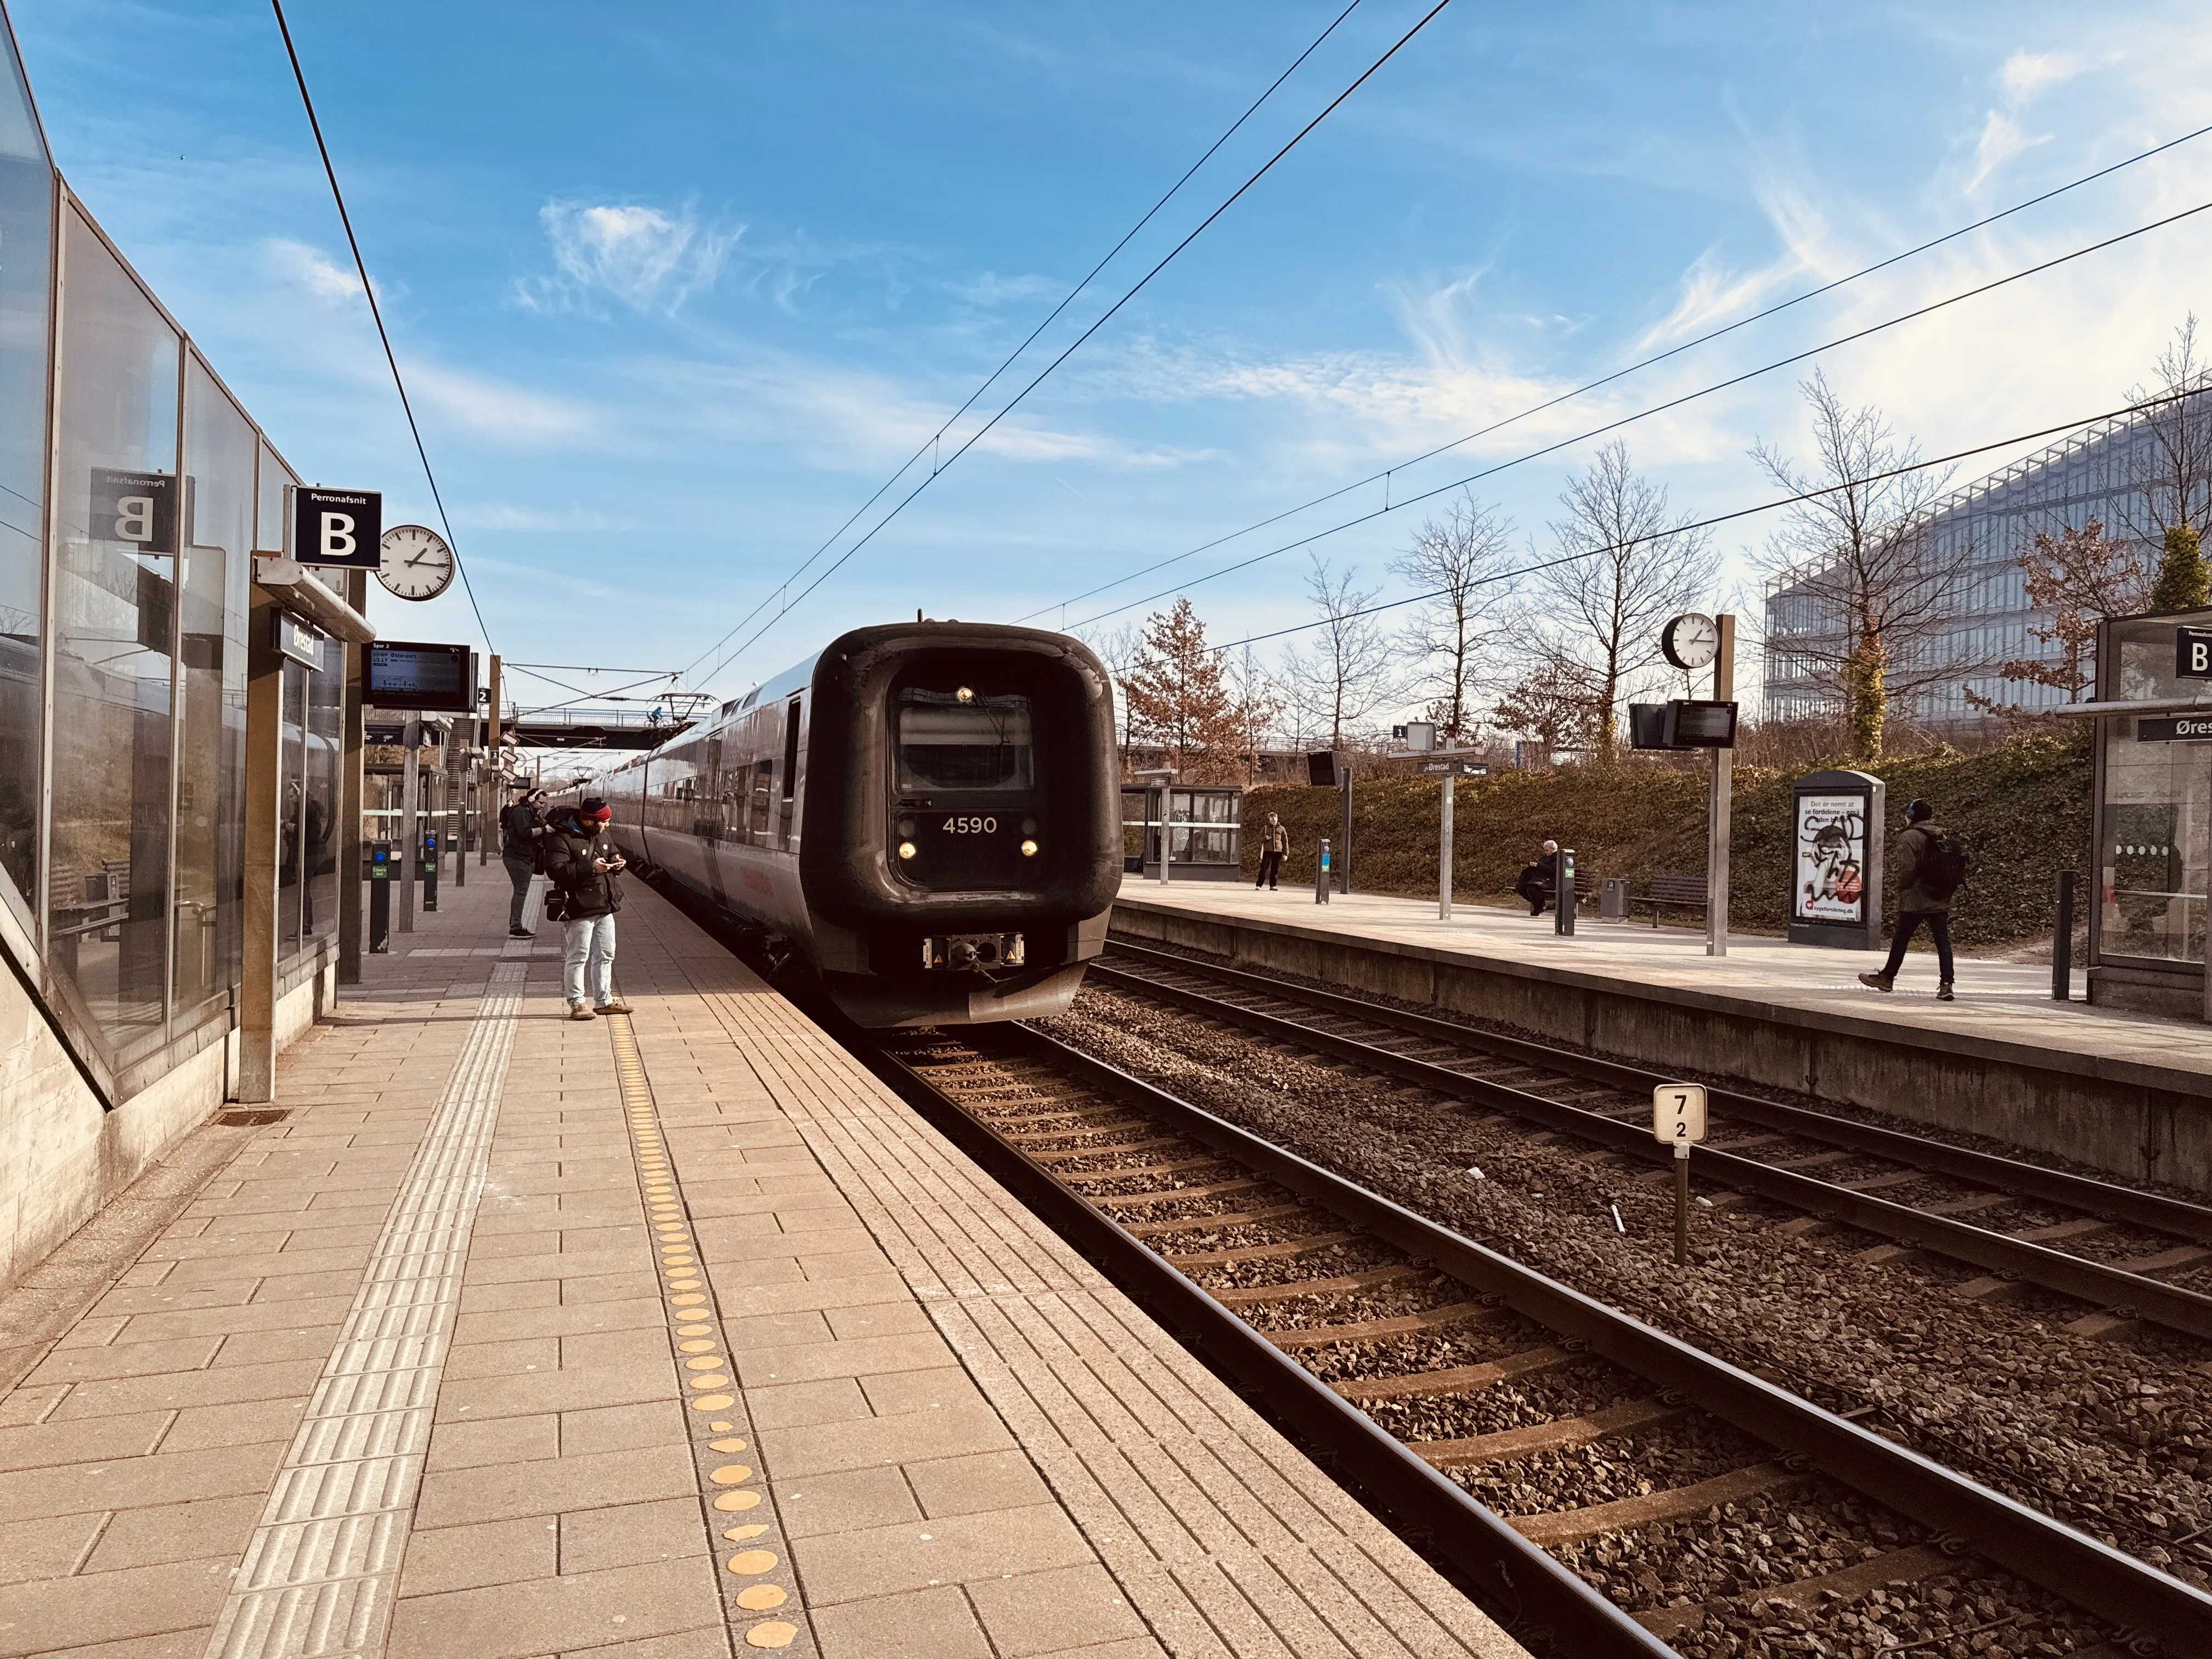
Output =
[
  {"x1": 956, "y1": 686, "x2": 974, "y2": 703},
  {"x1": 898, "y1": 841, "x2": 917, "y2": 860},
  {"x1": 1019, "y1": 839, "x2": 1039, "y2": 857}
]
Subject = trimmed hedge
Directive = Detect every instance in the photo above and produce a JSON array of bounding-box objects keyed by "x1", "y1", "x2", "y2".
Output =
[{"x1": 1237, "y1": 732, "x2": 2090, "y2": 947}]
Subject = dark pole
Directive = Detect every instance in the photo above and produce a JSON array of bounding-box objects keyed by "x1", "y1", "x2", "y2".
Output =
[
  {"x1": 1554, "y1": 846, "x2": 1576, "y2": 936},
  {"x1": 1673, "y1": 1143, "x2": 1690, "y2": 1265},
  {"x1": 2053, "y1": 870, "x2": 2076, "y2": 1001},
  {"x1": 1338, "y1": 761, "x2": 1352, "y2": 894}
]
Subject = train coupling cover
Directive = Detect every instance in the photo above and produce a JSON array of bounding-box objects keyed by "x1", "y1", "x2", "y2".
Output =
[{"x1": 923, "y1": 932, "x2": 1026, "y2": 970}]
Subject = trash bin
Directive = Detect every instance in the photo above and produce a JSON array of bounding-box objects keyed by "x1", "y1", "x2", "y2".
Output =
[{"x1": 1600, "y1": 876, "x2": 1629, "y2": 921}]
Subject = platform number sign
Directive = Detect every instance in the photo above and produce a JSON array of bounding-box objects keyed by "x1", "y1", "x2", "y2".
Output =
[
  {"x1": 2180, "y1": 626, "x2": 2212, "y2": 680},
  {"x1": 1652, "y1": 1083, "x2": 1707, "y2": 1146}
]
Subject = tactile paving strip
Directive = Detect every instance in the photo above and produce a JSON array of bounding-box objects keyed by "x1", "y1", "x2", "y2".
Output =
[
  {"x1": 199, "y1": 955, "x2": 527, "y2": 1659},
  {"x1": 605, "y1": 1009, "x2": 817, "y2": 1655}
]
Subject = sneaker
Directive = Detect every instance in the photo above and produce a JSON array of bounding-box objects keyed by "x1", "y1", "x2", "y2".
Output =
[
  {"x1": 510, "y1": 927, "x2": 534, "y2": 939},
  {"x1": 594, "y1": 1001, "x2": 635, "y2": 1015},
  {"x1": 1857, "y1": 972, "x2": 1894, "y2": 992},
  {"x1": 569, "y1": 1004, "x2": 595, "y2": 1020},
  {"x1": 1937, "y1": 983, "x2": 1955, "y2": 1002}
]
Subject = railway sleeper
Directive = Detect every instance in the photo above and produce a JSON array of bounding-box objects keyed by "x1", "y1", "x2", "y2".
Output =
[
  {"x1": 1265, "y1": 1300, "x2": 1498, "y2": 1351},
  {"x1": 1514, "y1": 1464, "x2": 1813, "y2": 1547},
  {"x1": 1334, "y1": 1344, "x2": 1580, "y2": 1402},
  {"x1": 1164, "y1": 1228, "x2": 1360, "y2": 1267},
  {"x1": 1410, "y1": 1397, "x2": 1683, "y2": 1468},
  {"x1": 1125, "y1": 1202, "x2": 1309, "y2": 1238},
  {"x1": 1092, "y1": 1178, "x2": 1266, "y2": 1211},
  {"x1": 1634, "y1": 1540, "x2": 1965, "y2": 1640},
  {"x1": 1210, "y1": 1264, "x2": 1424, "y2": 1307}
]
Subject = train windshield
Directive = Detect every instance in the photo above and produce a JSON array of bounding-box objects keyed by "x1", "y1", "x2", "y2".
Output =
[{"x1": 895, "y1": 690, "x2": 1034, "y2": 792}]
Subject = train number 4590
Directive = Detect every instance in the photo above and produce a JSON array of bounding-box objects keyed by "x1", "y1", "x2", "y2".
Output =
[{"x1": 943, "y1": 816, "x2": 998, "y2": 834}]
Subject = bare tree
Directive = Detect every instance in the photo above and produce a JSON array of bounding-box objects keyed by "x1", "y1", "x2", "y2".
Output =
[
  {"x1": 1223, "y1": 644, "x2": 1285, "y2": 781},
  {"x1": 1283, "y1": 557, "x2": 1395, "y2": 749},
  {"x1": 1392, "y1": 492, "x2": 1517, "y2": 745},
  {"x1": 1079, "y1": 622, "x2": 1144, "y2": 773},
  {"x1": 1753, "y1": 371, "x2": 1971, "y2": 763},
  {"x1": 1537, "y1": 441, "x2": 1708, "y2": 755},
  {"x1": 1492, "y1": 651, "x2": 1600, "y2": 759},
  {"x1": 2124, "y1": 314, "x2": 2212, "y2": 544}
]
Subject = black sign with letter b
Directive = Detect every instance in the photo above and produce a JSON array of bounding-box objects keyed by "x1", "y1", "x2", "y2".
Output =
[
  {"x1": 291, "y1": 486, "x2": 382, "y2": 569},
  {"x1": 2179, "y1": 625, "x2": 2212, "y2": 680}
]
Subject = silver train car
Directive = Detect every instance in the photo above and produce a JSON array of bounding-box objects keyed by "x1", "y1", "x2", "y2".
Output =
[{"x1": 597, "y1": 621, "x2": 1120, "y2": 1026}]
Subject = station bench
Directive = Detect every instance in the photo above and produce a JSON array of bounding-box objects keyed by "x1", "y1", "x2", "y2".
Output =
[{"x1": 1628, "y1": 872, "x2": 1708, "y2": 927}]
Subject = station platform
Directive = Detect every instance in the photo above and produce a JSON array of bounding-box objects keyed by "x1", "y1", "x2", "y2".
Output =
[
  {"x1": 0, "y1": 866, "x2": 1528, "y2": 1659},
  {"x1": 1111, "y1": 878, "x2": 2212, "y2": 1196}
]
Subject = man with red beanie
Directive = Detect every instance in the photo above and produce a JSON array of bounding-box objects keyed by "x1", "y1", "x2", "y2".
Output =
[{"x1": 543, "y1": 795, "x2": 632, "y2": 1019}]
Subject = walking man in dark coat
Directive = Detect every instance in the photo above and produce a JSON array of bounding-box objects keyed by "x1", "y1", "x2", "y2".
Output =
[
  {"x1": 1860, "y1": 798, "x2": 1960, "y2": 1001},
  {"x1": 1255, "y1": 813, "x2": 1290, "y2": 890},
  {"x1": 500, "y1": 783, "x2": 548, "y2": 939}
]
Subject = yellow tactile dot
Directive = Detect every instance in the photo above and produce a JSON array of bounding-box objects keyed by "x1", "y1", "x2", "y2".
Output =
[
  {"x1": 663, "y1": 1256, "x2": 696, "y2": 1266},
  {"x1": 744, "y1": 1617, "x2": 797, "y2": 1646},
  {"x1": 713, "y1": 1487, "x2": 761, "y2": 1510},
  {"x1": 672, "y1": 1294, "x2": 707, "y2": 1306},
  {"x1": 669, "y1": 1280, "x2": 703, "y2": 1291},
  {"x1": 680, "y1": 1340, "x2": 717, "y2": 1355},
  {"x1": 724, "y1": 1523, "x2": 769, "y2": 1542},
  {"x1": 735, "y1": 1584, "x2": 788, "y2": 1611},
  {"x1": 709, "y1": 1464, "x2": 753, "y2": 1485},
  {"x1": 679, "y1": 1325, "x2": 714, "y2": 1337},
  {"x1": 685, "y1": 1356, "x2": 725, "y2": 1370},
  {"x1": 689, "y1": 1374, "x2": 732, "y2": 1390},
  {"x1": 727, "y1": 1550, "x2": 777, "y2": 1575},
  {"x1": 692, "y1": 1394, "x2": 736, "y2": 1412},
  {"x1": 709, "y1": 1436, "x2": 748, "y2": 1452},
  {"x1": 709, "y1": 1419, "x2": 734, "y2": 1430}
]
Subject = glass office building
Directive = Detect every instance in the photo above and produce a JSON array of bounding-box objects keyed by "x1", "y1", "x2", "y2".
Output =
[
  {"x1": 1763, "y1": 390, "x2": 2210, "y2": 725},
  {"x1": 0, "y1": 15, "x2": 351, "y2": 1103}
]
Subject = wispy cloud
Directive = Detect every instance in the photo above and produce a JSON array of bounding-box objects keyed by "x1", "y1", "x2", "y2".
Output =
[
  {"x1": 516, "y1": 200, "x2": 743, "y2": 317},
  {"x1": 452, "y1": 501, "x2": 635, "y2": 533},
  {"x1": 405, "y1": 362, "x2": 596, "y2": 447},
  {"x1": 1999, "y1": 49, "x2": 2082, "y2": 102},
  {"x1": 266, "y1": 238, "x2": 366, "y2": 302},
  {"x1": 947, "y1": 270, "x2": 1068, "y2": 307}
]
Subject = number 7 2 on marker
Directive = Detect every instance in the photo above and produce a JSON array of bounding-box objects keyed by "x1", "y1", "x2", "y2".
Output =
[{"x1": 1652, "y1": 1084, "x2": 1707, "y2": 1144}]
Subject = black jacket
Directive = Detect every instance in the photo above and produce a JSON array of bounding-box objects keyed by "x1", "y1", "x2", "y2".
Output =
[
  {"x1": 543, "y1": 816, "x2": 625, "y2": 919},
  {"x1": 501, "y1": 802, "x2": 546, "y2": 866}
]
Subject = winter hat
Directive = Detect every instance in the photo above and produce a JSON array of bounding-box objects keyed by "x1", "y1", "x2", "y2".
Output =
[{"x1": 1905, "y1": 798, "x2": 1933, "y2": 823}]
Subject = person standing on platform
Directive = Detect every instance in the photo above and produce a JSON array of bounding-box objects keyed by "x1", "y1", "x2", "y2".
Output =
[
  {"x1": 544, "y1": 795, "x2": 633, "y2": 1020},
  {"x1": 1516, "y1": 840, "x2": 1560, "y2": 915},
  {"x1": 1859, "y1": 798, "x2": 1967, "y2": 1002},
  {"x1": 500, "y1": 784, "x2": 549, "y2": 939},
  {"x1": 1255, "y1": 813, "x2": 1291, "y2": 890}
]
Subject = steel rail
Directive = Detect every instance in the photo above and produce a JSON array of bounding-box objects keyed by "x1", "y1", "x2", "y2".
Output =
[
  {"x1": 1094, "y1": 951, "x2": 2212, "y2": 1340},
  {"x1": 851, "y1": 1032, "x2": 1673, "y2": 1659},
  {"x1": 884, "y1": 1021, "x2": 2212, "y2": 1654},
  {"x1": 1105, "y1": 940, "x2": 2212, "y2": 1242}
]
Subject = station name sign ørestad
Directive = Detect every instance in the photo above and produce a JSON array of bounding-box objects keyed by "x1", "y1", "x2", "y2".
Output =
[{"x1": 2137, "y1": 714, "x2": 2212, "y2": 742}]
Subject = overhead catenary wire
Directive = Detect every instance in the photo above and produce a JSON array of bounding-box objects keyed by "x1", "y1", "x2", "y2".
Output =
[
  {"x1": 691, "y1": 0, "x2": 1462, "y2": 693},
  {"x1": 1024, "y1": 117, "x2": 2212, "y2": 624},
  {"x1": 1196, "y1": 381, "x2": 2211, "y2": 659},
  {"x1": 1069, "y1": 191, "x2": 2212, "y2": 632},
  {"x1": 269, "y1": 0, "x2": 493, "y2": 654},
  {"x1": 676, "y1": 0, "x2": 1369, "y2": 685}
]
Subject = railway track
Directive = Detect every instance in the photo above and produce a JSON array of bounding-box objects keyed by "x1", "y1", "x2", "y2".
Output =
[
  {"x1": 1092, "y1": 940, "x2": 2212, "y2": 1345},
  {"x1": 855, "y1": 1019, "x2": 2210, "y2": 1659}
]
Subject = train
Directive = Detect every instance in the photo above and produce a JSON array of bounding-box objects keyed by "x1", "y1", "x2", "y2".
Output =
[{"x1": 595, "y1": 620, "x2": 1121, "y2": 1026}]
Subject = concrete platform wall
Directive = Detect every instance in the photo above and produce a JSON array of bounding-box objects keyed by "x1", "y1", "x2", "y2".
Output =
[
  {"x1": 1110, "y1": 900, "x2": 2212, "y2": 1197},
  {"x1": 0, "y1": 957, "x2": 332, "y2": 1301}
]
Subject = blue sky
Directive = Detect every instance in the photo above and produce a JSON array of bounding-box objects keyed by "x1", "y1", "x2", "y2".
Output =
[{"x1": 12, "y1": 0, "x2": 2211, "y2": 717}]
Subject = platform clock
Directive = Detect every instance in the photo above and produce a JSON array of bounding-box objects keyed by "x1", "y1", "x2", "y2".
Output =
[
  {"x1": 1662, "y1": 612, "x2": 1720, "y2": 672},
  {"x1": 377, "y1": 524, "x2": 455, "y2": 602}
]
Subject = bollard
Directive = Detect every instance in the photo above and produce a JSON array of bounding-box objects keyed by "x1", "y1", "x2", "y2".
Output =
[
  {"x1": 421, "y1": 831, "x2": 440, "y2": 913},
  {"x1": 1554, "y1": 847, "x2": 1576, "y2": 936},
  {"x1": 1316, "y1": 838, "x2": 1332, "y2": 905},
  {"x1": 368, "y1": 840, "x2": 392, "y2": 953},
  {"x1": 2053, "y1": 870, "x2": 2076, "y2": 1001}
]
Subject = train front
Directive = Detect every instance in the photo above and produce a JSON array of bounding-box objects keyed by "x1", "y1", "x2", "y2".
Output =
[{"x1": 800, "y1": 622, "x2": 1119, "y2": 1026}]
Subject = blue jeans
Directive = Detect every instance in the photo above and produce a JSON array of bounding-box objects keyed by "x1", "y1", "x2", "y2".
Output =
[{"x1": 564, "y1": 914, "x2": 617, "y2": 1007}]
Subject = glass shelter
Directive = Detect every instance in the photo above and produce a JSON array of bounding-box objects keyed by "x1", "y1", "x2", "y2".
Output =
[
  {"x1": 1121, "y1": 785, "x2": 1242, "y2": 881},
  {"x1": 2088, "y1": 608, "x2": 2212, "y2": 1017}
]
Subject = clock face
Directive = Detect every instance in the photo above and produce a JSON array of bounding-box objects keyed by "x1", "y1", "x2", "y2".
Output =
[
  {"x1": 1663, "y1": 612, "x2": 1719, "y2": 671},
  {"x1": 378, "y1": 524, "x2": 455, "y2": 602}
]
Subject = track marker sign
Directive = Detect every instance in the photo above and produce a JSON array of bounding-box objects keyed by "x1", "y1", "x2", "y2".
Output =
[{"x1": 1654, "y1": 1083, "x2": 1707, "y2": 1265}]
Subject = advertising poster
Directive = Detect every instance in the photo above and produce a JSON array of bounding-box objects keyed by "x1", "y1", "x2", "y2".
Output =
[{"x1": 1794, "y1": 793, "x2": 1866, "y2": 924}]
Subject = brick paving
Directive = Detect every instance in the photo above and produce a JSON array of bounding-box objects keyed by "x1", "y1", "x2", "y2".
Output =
[{"x1": 0, "y1": 856, "x2": 1530, "y2": 1659}]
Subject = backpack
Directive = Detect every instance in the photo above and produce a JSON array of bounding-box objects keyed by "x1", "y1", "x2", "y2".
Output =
[{"x1": 1919, "y1": 830, "x2": 1970, "y2": 900}]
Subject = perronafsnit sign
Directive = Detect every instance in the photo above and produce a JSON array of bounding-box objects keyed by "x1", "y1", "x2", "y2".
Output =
[{"x1": 291, "y1": 486, "x2": 383, "y2": 569}]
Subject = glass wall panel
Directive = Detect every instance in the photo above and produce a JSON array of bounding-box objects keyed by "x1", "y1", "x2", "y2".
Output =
[
  {"x1": 49, "y1": 207, "x2": 178, "y2": 1053},
  {"x1": 304, "y1": 644, "x2": 338, "y2": 943},
  {"x1": 279, "y1": 660, "x2": 304, "y2": 958},
  {"x1": 177, "y1": 356, "x2": 251, "y2": 1015},
  {"x1": 0, "y1": 42, "x2": 49, "y2": 915},
  {"x1": 256, "y1": 438, "x2": 290, "y2": 554}
]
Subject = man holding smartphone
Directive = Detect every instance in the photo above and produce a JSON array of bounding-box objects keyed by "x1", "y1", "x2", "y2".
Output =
[{"x1": 543, "y1": 794, "x2": 633, "y2": 1020}]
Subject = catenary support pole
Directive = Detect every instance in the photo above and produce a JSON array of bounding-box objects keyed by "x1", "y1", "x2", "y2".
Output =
[
  {"x1": 238, "y1": 588, "x2": 284, "y2": 1101},
  {"x1": 398, "y1": 717, "x2": 419, "y2": 934},
  {"x1": 1438, "y1": 772, "x2": 1454, "y2": 922},
  {"x1": 336, "y1": 571, "x2": 366, "y2": 986},
  {"x1": 1707, "y1": 613, "x2": 1735, "y2": 957},
  {"x1": 2055, "y1": 871, "x2": 2076, "y2": 1002}
]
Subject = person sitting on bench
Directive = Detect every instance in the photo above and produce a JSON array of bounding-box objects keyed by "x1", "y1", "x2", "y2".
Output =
[{"x1": 1515, "y1": 840, "x2": 1560, "y2": 915}]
